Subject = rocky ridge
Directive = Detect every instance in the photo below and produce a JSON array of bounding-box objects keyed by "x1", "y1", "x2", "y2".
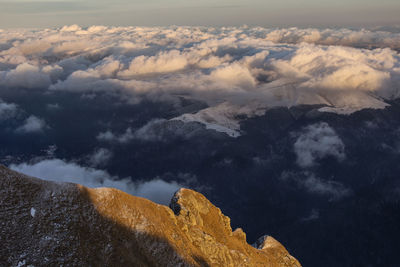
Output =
[{"x1": 0, "y1": 165, "x2": 300, "y2": 266}]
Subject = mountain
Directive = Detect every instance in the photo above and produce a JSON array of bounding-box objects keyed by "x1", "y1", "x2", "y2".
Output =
[{"x1": 0, "y1": 165, "x2": 300, "y2": 266}]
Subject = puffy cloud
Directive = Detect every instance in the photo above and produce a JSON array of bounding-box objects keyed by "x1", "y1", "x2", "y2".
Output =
[
  {"x1": 10, "y1": 159, "x2": 114, "y2": 188},
  {"x1": 60, "y1": 24, "x2": 82, "y2": 32},
  {"x1": 88, "y1": 148, "x2": 113, "y2": 167},
  {"x1": 281, "y1": 171, "x2": 351, "y2": 200},
  {"x1": 1, "y1": 26, "x2": 400, "y2": 136},
  {"x1": 0, "y1": 63, "x2": 52, "y2": 89},
  {"x1": 0, "y1": 99, "x2": 18, "y2": 120},
  {"x1": 16, "y1": 115, "x2": 47, "y2": 133},
  {"x1": 210, "y1": 63, "x2": 256, "y2": 88},
  {"x1": 262, "y1": 27, "x2": 400, "y2": 50},
  {"x1": 0, "y1": 100, "x2": 51, "y2": 135},
  {"x1": 294, "y1": 122, "x2": 345, "y2": 168},
  {"x1": 9, "y1": 158, "x2": 185, "y2": 205},
  {"x1": 97, "y1": 128, "x2": 134, "y2": 144},
  {"x1": 279, "y1": 45, "x2": 395, "y2": 94},
  {"x1": 132, "y1": 179, "x2": 183, "y2": 206},
  {"x1": 119, "y1": 50, "x2": 188, "y2": 77},
  {"x1": 301, "y1": 174, "x2": 351, "y2": 200}
]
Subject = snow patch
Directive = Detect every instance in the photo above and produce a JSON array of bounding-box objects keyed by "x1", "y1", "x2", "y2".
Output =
[{"x1": 30, "y1": 208, "x2": 36, "y2": 217}]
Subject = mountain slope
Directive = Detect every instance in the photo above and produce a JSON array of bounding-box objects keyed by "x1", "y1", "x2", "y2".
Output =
[{"x1": 0, "y1": 165, "x2": 300, "y2": 266}]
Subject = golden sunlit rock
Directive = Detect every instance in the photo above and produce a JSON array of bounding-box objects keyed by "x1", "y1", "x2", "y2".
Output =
[{"x1": 0, "y1": 165, "x2": 300, "y2": 266}]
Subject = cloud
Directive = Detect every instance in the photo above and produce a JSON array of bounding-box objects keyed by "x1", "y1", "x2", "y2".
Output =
[
  {"x1": 210, "y1": 63, "x2": 256, "y2": 88},
  {"x1": 119, "y1": 50, "x2": 188, "y2": 77},
  {"x1": 301, "y1": 209, "x2": 320, "y2": 222},
  {"x1": 281, "y1": 171, "x2": 351, "y2": 200},
  {"x1": 0, "y1": 63, "x2": 52, "y2": 89},
  {"x1": 88, "y1": 148, "x2": 113, "y2": 167},
  {"x1": 0, "y1": 99, "x2": 18, "y2": 120},
  {"x1": 60, "y1": 24, "x2": 82, "y2": 32},
  {"x1": 1, "y1": 26, "x2": 400, "y2": 136},
  {"x1": 97, "y1": 119, "x2": 210, "y2": 143},
  {"x1": 46, "y1": 103, "x2": 61, "y2": 110},
  {"x1": 0, "y1": 99, "x2": 51, "y2": 135},
  {"x1": 262, "y1": 27, "x2": 400, "y2": 50},
  {"x1": 301, "y1": 174, "x2": 351, "y2": 200},
  {"x1": 97, "y1": 128, "x2": 134, "y2": 143},
  {"x1": 9, "y1": 158, "x2": 185, "y2": 205},
  {"x1": 132, "y1": 179, "x2": 183, "y2": 206},
  {"x1": 294, "y1": 122, "x2": 345, "y2": 168},
  {"x1": 16, "y1": 115, "x2": 47, "y2": 133}
]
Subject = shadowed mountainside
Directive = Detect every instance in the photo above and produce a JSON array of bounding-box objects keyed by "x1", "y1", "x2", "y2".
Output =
[{"x1": 0, "y1": 165, "x2": 300, "y2": 266}]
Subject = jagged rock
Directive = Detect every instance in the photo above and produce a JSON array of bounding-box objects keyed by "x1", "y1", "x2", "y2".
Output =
[
  {"x1": 253, "y1": 235, "x2": 298, "y2": 266},
  {"x1": 0, "y1": 165, "x2": 301, "y2": 266}
]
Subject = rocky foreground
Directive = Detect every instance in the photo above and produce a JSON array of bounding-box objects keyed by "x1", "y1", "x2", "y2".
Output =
[{"x1": 0, "y1": 165, "x2": 300, "y2": 266}]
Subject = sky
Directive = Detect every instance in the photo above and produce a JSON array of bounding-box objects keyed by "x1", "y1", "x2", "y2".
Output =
[{"x1": 0, "y1": 0, "x2": 400, "y2": 28}]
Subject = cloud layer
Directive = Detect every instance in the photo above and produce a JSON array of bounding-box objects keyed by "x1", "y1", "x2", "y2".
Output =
[
  {"x1": 9, "y1": 159, "x2": 184, "y2": 205},
  {"x1": 1, "y1": 26, "x2": 400, "y2": 136}
]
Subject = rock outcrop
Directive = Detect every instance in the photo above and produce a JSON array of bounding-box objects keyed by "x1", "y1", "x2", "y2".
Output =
[{"x1": 0, "y1": 165, "x2": 300, "y2": 266}]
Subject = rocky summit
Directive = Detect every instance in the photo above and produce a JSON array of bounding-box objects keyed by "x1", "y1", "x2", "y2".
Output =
[{"x1": 0, "y1": 165, "x2": 300, "y2": 266}]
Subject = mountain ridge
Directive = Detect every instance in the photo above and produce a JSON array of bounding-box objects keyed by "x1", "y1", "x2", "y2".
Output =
[{"x1": 0, "y1": 164, "x2": 300, "y2": 266}]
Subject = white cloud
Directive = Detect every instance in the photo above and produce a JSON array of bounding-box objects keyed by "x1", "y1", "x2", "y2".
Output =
[
  {"x1": 97, "y1": 128, "x2": 134, "y2": 143},
  {"x1": 119, "y1": 50, "x2": 188, "y2": 77},
  {"x1": 133, "y1": 179, "x2": 183, "y2": 206},
  {"x1": 132, "y1": 119, "x2": 172, "y2": 142},
  {"x1": 281, "y1": 171, "x2": 351, "y2": 200},
  {"x1": 210, "y1": 63, "x2": 256, "y2": 88},
  {"x1": 294, "y1": 122, "x2": 345, "y2": 168},
  {"x1": 88, "y1": 148, "x2": 113, "y2": 167},
  {"x1": 16, "y1": 115, "x2": 47, "y2": 133},
  {"x1": 1, "y1": 26, "x2": 400, "y2": 136},
  {"x1": 0, "y1": 99, "x2": 18, "y2": 120},
  {"x1": 301, "y1": 174, "x2": 351, "y2": 200},
  {"x1": 10, "y1": 159, "x2": 114, "y2": 188},
  {"x1": 262, "y1": 27, "x2": 400, "y2": 50},
  {"x1": 0, "y1": 63, "x2": 51, "y2": 89},
  {"x1": 9, "y1": 158, "x2": 184, "y2": 205},
  {"x1": 60, "y1": 24, "x2": 82, "y2": 32}
]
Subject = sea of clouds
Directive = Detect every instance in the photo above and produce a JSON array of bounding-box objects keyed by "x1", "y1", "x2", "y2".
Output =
[
  {"x1": 1, "y1": 25, "x2": 400, "y2": 203},
  {"x1": 9, "y1": 158, "x2": 186, "y2": 205},
  {"x1": 1, "y1": 25, "x2": 400, "y2": 137}
]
